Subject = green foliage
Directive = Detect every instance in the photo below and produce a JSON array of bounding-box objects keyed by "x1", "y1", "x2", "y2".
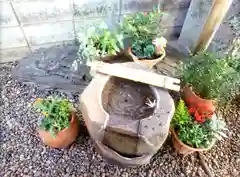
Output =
[
  {"x1": 179, "y1": 52, "x2": 240, "y2": 105},
  {"x1": 121, "y1": 6, "x2": 164, "y2": 58},
  {"x1": 78, "y1": 23, "x2": 123, "y2": 62},
  {"x1": 171, "y1": 99, "x2": 190, "y2": 129},
  {"x1": 131, "y1": 38, "x2": 156, "y2": 59},
  {"x1": 33, "y1": 98, "x2": 73, "y2": 137},
  {"x1": 204, "y1": 114, "x2": 227, "y2": 141},
  {"x1": 178, "y1": 123, "x2": 211, "y2": 148},
  {"x1": 171, "y1": 99, "x2": 226, "y2": 148}
]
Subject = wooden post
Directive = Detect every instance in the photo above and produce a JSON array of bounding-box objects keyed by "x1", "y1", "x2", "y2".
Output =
[{"x1": 193, "y1": 0, "x2": 233, "y2": 54}]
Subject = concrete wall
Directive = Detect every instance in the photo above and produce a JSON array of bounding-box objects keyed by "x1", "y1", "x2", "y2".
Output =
[{"x1": 0, "y1": 0, "x2": 191, "y2": 63}]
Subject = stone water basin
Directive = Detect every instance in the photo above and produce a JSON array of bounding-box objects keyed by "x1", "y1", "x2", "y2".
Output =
[{"x1": 80, "y1": 63, "x2": 175, "y2": 166}]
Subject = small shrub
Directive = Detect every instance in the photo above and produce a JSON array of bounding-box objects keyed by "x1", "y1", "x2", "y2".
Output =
[
  {"x1": 179, "y1": 52, "x2": 240, "y2": 106},
  {"x1": 121, "y1": 6, "x2": 166, "y2": 58},
  {"x1": 33, "y1": 97, "x2": 73, "y2": 137}
]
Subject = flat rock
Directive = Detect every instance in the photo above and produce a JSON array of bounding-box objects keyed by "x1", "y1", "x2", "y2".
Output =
[{"x1": 12, "y1": 42, "x2": 90, "y2": 94}]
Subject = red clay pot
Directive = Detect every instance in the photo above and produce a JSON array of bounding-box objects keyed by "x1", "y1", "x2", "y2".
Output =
[
  {"x1": 182, "y1": 86, "x2": 216, "y2": 118},
  {"x1": 171, "y1": 129, "x2": 215, "y2": 155},
  {"x1": 38, "y1": 112, "x2": 79, "y2": 148},
  {"x1": 127, "y1": 47, "x2": 165, "y2": 69}
]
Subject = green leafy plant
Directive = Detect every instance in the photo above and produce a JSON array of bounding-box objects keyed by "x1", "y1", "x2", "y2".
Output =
[
  {"x1": 78, "y1": 23, "x2": 123, "y2": 62},
  {"x1": 131, "y1": 38, "x2": 156, "y2": 59},
  {"x1": 179, "y1": 52, "x2": 240, "y2": 105},
  {"x1": 33, "y1": 97, "x2": 73, "y2": 137},
  {"x1": 121, "y1": 6, "x2": 166, "y2": 58},
  {"x1": 171, "y1": 99, "x2": 226, "y2": 148},
  {"x1": 171, "y1": 99, "x2": 190, "y2": 129}
]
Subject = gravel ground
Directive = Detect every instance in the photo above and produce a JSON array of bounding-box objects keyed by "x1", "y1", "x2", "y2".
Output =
[{"x1": 0, "y1": 62, "x2": 239, "y2": 177}]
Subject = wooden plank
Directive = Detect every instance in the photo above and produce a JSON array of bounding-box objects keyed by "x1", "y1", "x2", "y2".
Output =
[
  {"x1": 88, "y1": 62, "x2": 181, "y2": 92},
  {"x1": 193, "y1": 0, "x2": 234, "y2": 53}
]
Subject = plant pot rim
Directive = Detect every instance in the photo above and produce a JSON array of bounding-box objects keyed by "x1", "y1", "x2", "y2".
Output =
[
  {"x1": 183, "y1": 85, "x2": 216, "y2": 103},
  {"x1": 171, "y1": 128, "x2": 216, "y2": 151},
  {"x1": 128, "y1": 47, "x2": 166, "y2": 62},
  {"x1": 39, "y1": 111, "x2": 76, "y2": 135}
]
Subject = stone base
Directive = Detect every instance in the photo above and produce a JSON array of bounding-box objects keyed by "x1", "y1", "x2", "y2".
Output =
[{"x1": 80, "y1": 62, "x2": 175, "y2": 166}]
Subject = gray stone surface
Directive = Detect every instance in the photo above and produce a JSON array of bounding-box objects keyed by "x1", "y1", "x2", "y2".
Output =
[
  {"x1": 12, "y1": 42, "x2": 90, "y2": 93},
  {"x1": 160, "y1": 8, "x2": 188, "y2": 28},
  {"x1": 23, "y1": 21, "x2": 74, "y2": 45},
  {"x1": 209, "y1": 0, "x2": 239, "y2": 55},
  {"x1": 178, "y1": 0, "x2": 213, "y2": 51},
  {"x1": 121, "y1": 0, "x2": 190, "y2": 14},
  {"x1": 80, "y1": 63, "x2": 174, "y2": 166}
]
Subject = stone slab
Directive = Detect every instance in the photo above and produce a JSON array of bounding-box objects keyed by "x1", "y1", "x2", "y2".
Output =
[
  {"x1": 0, "y1": 2, "x2": 18, "y2": 27},
  {"x1": 162, "y1": 26, "x2": 182, "y2": 40},
  {"x1": 178, "y1": 0, "x2": 213, "y2": 51},
  {"x1": 23, "y1": 21, "x2": 74, "y2": 45},
  {"x1": 0, "y1": 47, "x2": 30, "y2": 63},
  {"x1": 208, "y1": 0, "x2": 239, "y2": 55},
  {"x1": 209, "y1": 23, "x2": 235, "y2": 55},
  {"x1": 0, "y1": 27, "x2": 27, "y2": 49},
  {"x1": 12, "y1": 0, "x2": 72, "y2": 24},
  {"x1": 30, "y1": 40, "x2": 74, "y2": 52},
  {"x1": 160, "y1": 8, "x2": 188, "y2": 28},
  {"x1": 12, "y1": 42, "x2": 90, "y2": 93},
  {"x1": 73, "y1": 0, "x2": 120, "y2": 18},
  {"x1": 121, "y1": 0, "x2": 190, "y2": 14}
]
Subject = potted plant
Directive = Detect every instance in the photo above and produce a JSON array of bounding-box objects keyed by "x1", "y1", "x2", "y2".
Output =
[
  {"x1": 121, "y1": 6, "x2": 167, "y2": 68},
  {"x1": 78, "y1": 23, "x2": 124, "y2": 63},
  {"x1": 170, "y1": 99, "x2": 226, "y2": 155},
  {"x1": 179, "y1": 52, "x2": 240, "y2": 117},
  {"x1": 33, "y1": 97, "x2": 79, "y2": 148}
]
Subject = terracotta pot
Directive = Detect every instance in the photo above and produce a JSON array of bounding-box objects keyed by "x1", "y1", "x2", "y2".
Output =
[
  {"x1": 171, "y1": 129, "x2": 215, "y2": 155},
  {"x1": 99, "y1": 54, "x2": 117, "y2": 62},
  {"x1": 38, "y1": 112, "x2": 79, "y2": 148},
  {"x1": 127, "y1": 47, "x2": 165, "y2": 69},
  {"x1": 182, "y1": 86, "x2": 216, "y2": 118}
]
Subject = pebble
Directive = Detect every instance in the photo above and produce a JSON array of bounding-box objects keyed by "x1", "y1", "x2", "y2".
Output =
[
  {"x1": 34, "y1": 171, "x2": 41, "y2": 177},
  {"x1": 23, "y1": 168, "x2": 29, "y2": 174}
]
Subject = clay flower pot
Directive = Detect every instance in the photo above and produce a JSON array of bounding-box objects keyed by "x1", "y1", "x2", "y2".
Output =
[
  {"x1": 127, "y1": 47, "x2": 166, "y2": 69},
  {"x1": 182, "y1": 86, "x2": 216, "y2": 118},
  {"x1": 171, "y1": 129, "x2": 216, "y2": 155},
  {"x1": 99, "y1": 54, "x2": 117, "y2": 62},
  {"x1": 38, "y1": 112, "x2": 79, "y2": 148}
]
